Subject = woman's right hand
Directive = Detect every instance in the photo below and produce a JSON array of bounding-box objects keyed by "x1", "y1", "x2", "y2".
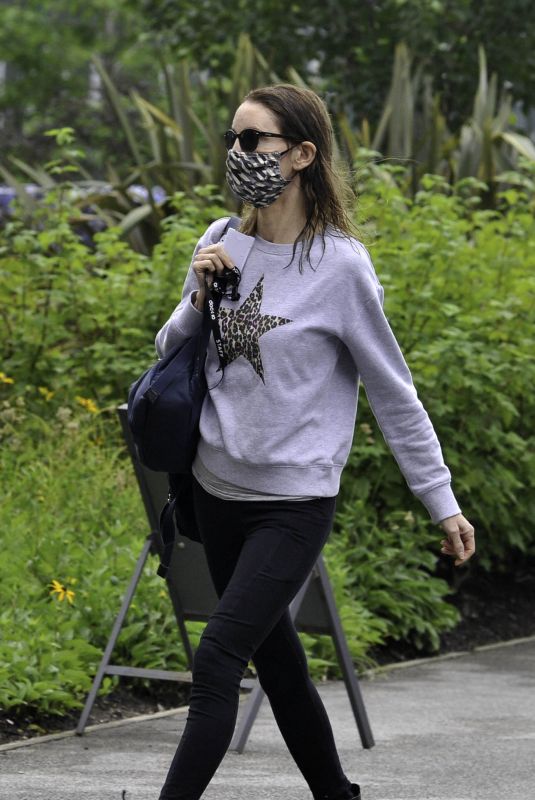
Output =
[
  {"x1": 439, "y1": 513, "x2": 476, "y2": 567},
  {"x1": 192, "y1": 243, "x2": 236, "y2": 304}
]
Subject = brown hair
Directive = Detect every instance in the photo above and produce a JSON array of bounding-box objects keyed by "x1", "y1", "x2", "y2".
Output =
[{"x1": 237, "y1": 83, "x2": 359, "y2": 272}]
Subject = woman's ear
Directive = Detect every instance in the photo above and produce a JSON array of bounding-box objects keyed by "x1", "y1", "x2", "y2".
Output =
[{"x1": 292, "y1": 141, "x2": 317, "y2": 171}]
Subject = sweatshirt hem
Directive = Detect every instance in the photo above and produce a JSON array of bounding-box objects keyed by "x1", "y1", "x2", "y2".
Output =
[{"x1": 197, "y1": 439, "x2": 341, "y2": 497}]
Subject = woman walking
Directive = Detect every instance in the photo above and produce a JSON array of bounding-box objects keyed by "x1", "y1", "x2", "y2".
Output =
[{"x1": 154, "y1": 83, "x2": 475, "y2": 800}]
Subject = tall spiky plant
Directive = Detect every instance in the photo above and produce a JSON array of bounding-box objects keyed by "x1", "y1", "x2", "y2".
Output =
[
  {"x1": 454, "y1": 46, "x2": 535, "y2": 206},
  {"x1": 338, "y1": 42, "x2": 451, "y2": 194}
]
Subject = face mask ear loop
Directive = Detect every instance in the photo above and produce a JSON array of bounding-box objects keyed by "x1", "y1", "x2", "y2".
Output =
[{"x1": 278, "y1": 143, "x2": 300, "y2": 183}]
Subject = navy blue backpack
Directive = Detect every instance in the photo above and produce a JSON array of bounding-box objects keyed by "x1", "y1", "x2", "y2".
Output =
[
  {"x1": 127, "y1": 306, "x2": 212, "y2": 475},
  {"x1": 126, "y1": 216, "x2": 241, "y2": 576}
]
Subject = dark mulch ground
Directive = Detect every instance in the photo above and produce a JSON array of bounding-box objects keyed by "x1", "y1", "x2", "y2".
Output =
[
  {"x1": 368, "y1": 557, "x2": 535, "y2": 665},
  {"x1": 2, "y1": 559, "x2": 534, "y2": 746},
  {"x1": 0, "y1": 682, "x2": 192, "y2": 747}
]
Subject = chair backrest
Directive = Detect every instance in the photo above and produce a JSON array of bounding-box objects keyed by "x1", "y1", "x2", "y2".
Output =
[{"x1": 117, "y1": 402, "x2": 334, "y2": 631}]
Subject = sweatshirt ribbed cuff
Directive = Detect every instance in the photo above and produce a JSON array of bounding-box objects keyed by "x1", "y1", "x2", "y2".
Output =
[{"x1": 417, "y1": 483, "x2": 462, "y2": 525}]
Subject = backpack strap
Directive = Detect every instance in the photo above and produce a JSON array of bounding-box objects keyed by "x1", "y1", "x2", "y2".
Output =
[
  {"x1": 208, "y1": 214, "x2": 241, "y2": 244},
  {"x1": 157, "y1": 493, "x2": 178, "y2": 579}
]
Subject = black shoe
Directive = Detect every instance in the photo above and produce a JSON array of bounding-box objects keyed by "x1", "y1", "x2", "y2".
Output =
[{"x1": 315, "y1": 781, "x2": 362, "y2": 800}]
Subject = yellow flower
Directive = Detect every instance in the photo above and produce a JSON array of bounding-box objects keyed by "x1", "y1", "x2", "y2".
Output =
[
  {"x1": 38, "y1": 386, "x2": 55, "y2": 401},
  {"x1": 0, "y1": 372, "x2": 14, "y2": 384},
  {"x1": 75, "y1": 395, "x2": 99, "y2": 414},
  {"x1": 49, "y1": 579, "x2": 76, "y2": 604}
]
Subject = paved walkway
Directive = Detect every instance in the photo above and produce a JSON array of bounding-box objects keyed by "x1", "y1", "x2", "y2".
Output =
[{"x1": 1, "y1": 638, "x2": 534, "y2": 800}]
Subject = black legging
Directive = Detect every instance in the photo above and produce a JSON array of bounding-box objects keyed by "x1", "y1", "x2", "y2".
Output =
[{"x1": 159, "y1": 476, "x2": 357, "y2": 800}]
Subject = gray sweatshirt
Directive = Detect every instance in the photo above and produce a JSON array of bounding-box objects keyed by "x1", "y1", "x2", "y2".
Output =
[{"x1": 155, "y1": 218, "x2": 462, "y2": 524}]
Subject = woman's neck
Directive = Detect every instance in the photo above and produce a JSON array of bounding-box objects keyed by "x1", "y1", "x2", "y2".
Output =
[{"x1": 255, "y1": 180, "x2": 307, "y2": 243}]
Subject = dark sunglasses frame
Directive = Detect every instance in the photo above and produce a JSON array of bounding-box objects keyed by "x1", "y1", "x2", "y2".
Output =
[{"x1": 223, "y1": 128, "x2": 300, "y2": 153}]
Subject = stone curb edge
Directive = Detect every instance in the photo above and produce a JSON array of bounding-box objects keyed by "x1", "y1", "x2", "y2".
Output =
[
  {"x1": 359, "y1": 633, "x2": 535, "y2": 678},
  {"x1": 0, "y1": 704, "x2": 193, "y2": 753},
  {"x1": 2, "y1": 633, "x2": 534, "y2": 753}
]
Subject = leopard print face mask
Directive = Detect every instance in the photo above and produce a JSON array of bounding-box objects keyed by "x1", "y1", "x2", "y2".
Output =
[{"x1": 225, "y1": 146, "x2": 297, "y2": 208}]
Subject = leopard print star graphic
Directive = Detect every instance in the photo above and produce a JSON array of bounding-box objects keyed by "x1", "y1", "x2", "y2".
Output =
[{"x1": 218, "y1": 276, "x2": 292, "y2": 383}]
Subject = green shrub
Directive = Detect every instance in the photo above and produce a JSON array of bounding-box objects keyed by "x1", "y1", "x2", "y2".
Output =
[
  {"x1": 339, "y1": 167, "x2": 535, "y2": 573},
  {"x1": 0, "y1": 185, "x2": 229, "y2": 410},
  {"x1": 0, "y1": 389, "x2": 202, "y2": 714},
  {"x1": 1, "y1": 167, "x2": 534, "y2": 713}
]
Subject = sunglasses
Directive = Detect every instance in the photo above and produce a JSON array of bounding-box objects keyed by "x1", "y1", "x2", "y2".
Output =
[{"x1": 223, "y1": 128, "x2": 300, "y2": 153}]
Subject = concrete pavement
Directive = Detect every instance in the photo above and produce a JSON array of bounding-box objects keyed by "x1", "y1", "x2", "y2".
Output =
[{"x1": 1, "y1": 637, "x2": 534, "y2": 800}]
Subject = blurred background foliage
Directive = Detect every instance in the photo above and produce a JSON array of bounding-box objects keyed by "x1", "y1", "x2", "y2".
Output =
[
  {"x1": 2, "y1": 31, "x2": 534, "y2": 257},
  {"x1": 135, "y1": 0, "x2": 535, "y2": 131},
  {"x1": 2, "y1": 0, "x2": 535, "y2": 165},
  {"x1": 1, "y1": 1, "x2": 534, "y2": 208}
]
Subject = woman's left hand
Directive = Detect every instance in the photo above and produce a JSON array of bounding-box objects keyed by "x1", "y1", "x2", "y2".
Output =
[{"x1": 438, "y1": 513, "x2": 476, "y2": 567}]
